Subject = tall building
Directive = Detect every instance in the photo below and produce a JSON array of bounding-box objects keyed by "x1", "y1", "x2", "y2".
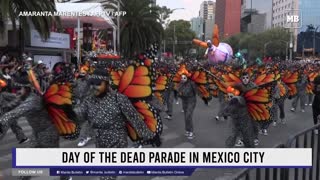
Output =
[
  {"x1": 190, "y1": 17, "x2": 204, "y2": 39},
  {"x1": 200, "y1": 1, "x2": 216, "y2": 20},
  {"x1": 241, "y1": 0, "x2": 272, "y2": 33},
  {"x1": 215, "y1": 0, "x2": 241, "y2": 38},
  {"x1": 272, "y1": 0, "x2": 320, "y2": 54},
  {"x1": 198, "y1": 1, "x2": 216, "y2": 41}
]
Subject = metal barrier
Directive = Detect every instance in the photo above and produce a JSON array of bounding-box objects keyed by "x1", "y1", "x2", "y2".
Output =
[
  {"x1": 284, "y1": 123, "x2": 320, "y2": 180},
  {"x1": 231, "y1": 123, "x2": 320, "y2": 180},
  {"x1": 230, "y1": 144, "x2": 286, "y2": 180}
]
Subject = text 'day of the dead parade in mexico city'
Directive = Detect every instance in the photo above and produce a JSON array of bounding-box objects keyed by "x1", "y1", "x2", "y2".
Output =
[{"x1": 14, "y1": 148, "x2": 312, "y2": 169}]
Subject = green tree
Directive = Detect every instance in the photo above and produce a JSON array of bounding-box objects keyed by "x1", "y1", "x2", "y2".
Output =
[
  {"x1": 0, "y1": 0, "x2": 60, "y2": 39},
  {"x1": 117, "y1": 0, "x2": 163, "y2": 57},
  {"x1": 223, "y1": 27, "x2": 290, "y2": 61},
  {"x1": 164, "y1": 20, "x2": 196, "y2": 57}
]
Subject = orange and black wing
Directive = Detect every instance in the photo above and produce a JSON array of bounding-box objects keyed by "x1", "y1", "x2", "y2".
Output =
[
  {"x1": 43, "y1": 83, "x2": 80, "y2": 140},
  {"x1": 281, "y1": 71, "x2": 299, "y2": 98},
  {"x1": 117, "y1": 65, "x2": 152, "y2": 99},
  {"x1": 153, "y1": 73, "x2": 169, "y2": 104},
  {"x1": 254, "y1": 72, "x2": 280, "y2": 86},
  {"x1": 126, "y1": 101, "x2": 162, "y2": 145},
  {"x1": 244, "y1": 87, "x2": 273, "y2": 121}
]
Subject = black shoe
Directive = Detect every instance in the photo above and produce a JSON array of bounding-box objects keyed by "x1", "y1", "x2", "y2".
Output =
[
  {"x1": 19, "y1": 138, "x2": 29, "y2": 144},
  {"x1": 224, "y1": 116, "x2": 228, "y2": 120}
]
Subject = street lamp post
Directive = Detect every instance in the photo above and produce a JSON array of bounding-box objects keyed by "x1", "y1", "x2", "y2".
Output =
[
  {"x1": 170, "y1": 8, "x2": 185, "y2": 60},
  {"x1": 313, "y1": 26, "x2": 320, "y2": 56}
]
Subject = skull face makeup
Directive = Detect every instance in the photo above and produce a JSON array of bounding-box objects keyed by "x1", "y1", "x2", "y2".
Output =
[
  {"x1": 241, "y1": 75, "x2": 250, "y2": 85},
  {"x1": 92, "y1": 80, "x2": 108, "y2": 97},
  {"x1": 227, "y1": 93, "x2": 235, "y2": 101},
  {"x1": 181, "y1": 74, "x2": 188, "y2": 83}
]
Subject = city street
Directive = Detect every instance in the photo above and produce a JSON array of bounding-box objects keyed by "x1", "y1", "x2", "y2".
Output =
[{"x1": 0, "y1": 97, "x2": 315, "y2": 180}]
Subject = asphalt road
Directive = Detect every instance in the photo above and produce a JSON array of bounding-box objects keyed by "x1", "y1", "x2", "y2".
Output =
[{"x1": 0, "y1": 97, "x2": 316, "y2": 180}]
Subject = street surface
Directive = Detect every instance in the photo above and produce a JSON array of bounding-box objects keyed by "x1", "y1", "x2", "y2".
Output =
[{"x1": 0, "y1": 97, "x2": 315, "y2": 180}]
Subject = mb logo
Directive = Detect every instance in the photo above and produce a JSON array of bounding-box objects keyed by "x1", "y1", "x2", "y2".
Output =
[
  {"x1": 284, "y1": 9, "x2": 302, "y2": 29},
  {"x1": 287, "y1": 15, "x2": 300, "y2": 23}
]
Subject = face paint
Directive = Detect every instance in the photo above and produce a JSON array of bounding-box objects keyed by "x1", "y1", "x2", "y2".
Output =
[
  {"x1": 181, "y1": 75, "x2": 188, "y2": 83},
  {"x1": 93, "y1": 81, "x2": 107, "y2": 97},
  {"x1": 241, "y1": 75, "x2": 250, "y2": 85},
  {"x1": 227, "y1": 93, "x2": 234, "y2": 101}
]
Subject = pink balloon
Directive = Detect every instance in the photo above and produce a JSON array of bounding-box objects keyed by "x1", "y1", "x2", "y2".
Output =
[{"x1": 208, "y1": 43, "x2": 233, "y2": 64}]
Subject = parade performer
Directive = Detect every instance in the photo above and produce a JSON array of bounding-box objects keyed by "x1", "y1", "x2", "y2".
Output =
[
  {"x1": 291, "y1": 71, "x2": 308, "y2": 113},
  {"x1": 312, "y1": 75, "x2": 320, "y2": 134},
  {"x1": 219, "y1": 87, "x2": 255, "y2": 148},
  {"x1": 75, "y1": 69, "x2": 155, "y2": 180},
  {"x1": 0, "y1": 77, "x2": 29, "y2": 144},
  {"x1": 177, "y1": 72, "x2": 198, "y2": 139},
  {"x1": 0, "y1": 70, "x2": 77, "y2": 180},
  {"x1": 214, "y1": 67, "x2": 279, "y2": 146},
  {"x1": 73, "y1": 68, "x2": 94, "y2": 147}
]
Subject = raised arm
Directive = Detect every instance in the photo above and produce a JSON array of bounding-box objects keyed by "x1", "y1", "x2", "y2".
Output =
[
  {"x1": 0, "y1": 96, "x2": 37, "y2": 139},
  {"x1": 117, "y1": 93, "x2": 153, "y2": 140}
]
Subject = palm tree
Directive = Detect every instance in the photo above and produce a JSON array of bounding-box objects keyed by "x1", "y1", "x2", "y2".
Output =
[
  {"x1": 0, "y1": 0, "x2": 60, "y2": 40},
  {"x1": 102, "y1": 0, "x2": 163, "y2": 57}
]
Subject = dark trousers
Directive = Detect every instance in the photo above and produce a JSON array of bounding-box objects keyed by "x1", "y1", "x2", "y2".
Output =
[
  {"x1": 181, "y1": 97, "x2": 196, "y2": 132},
  {"x1": 10, "y1": 119, "x2": 27, "y2": 142},
  {"x1": 165, "y1": 90, "x2": 174, "y2": 116}
]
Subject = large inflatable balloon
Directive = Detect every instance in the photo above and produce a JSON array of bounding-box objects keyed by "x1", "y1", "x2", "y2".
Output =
[{"x1": 192, "y1": 25, "x2": 233, "y2": 64}]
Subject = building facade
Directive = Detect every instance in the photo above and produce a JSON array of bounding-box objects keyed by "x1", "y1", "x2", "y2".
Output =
[
  {"x1": 200, "y1": 1, "x2": 216, "y2": 20},
  {"x1": 190, "y1": 17, "x2": 204, "y2": 39},
  {"x1": 272, "y1": 0, "x2": 320, "y2": 54},
  {"x1": 241, "y1": 0, "x2": 272, "y2": 33},
  {"x1": 215, "y1": 0, "x2": 241, "y2": 38}
]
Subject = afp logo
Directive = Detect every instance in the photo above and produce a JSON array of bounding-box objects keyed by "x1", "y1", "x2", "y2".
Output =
[{"x1": 285, "y1": 9, "x2": 302, "y2": 29}]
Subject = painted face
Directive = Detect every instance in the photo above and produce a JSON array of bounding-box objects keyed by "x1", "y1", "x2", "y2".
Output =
[
  {"x1": 241, "y1": 75, "x2": 250, "y2": 85},
  {"x1": 227, "y1": 93, "x2": 234, "y2": 102},
  {"x1": 181, "y1": 75, "x2": 188, "y2": 83},
  {"x1": 16, "y1": 87, "x2": 29, "y2": 100},
  {"x1": 93, "y1": 81, "x2": 107, "y2": 97}
]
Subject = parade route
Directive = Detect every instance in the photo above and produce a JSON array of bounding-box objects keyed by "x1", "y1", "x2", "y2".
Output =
[{"x1": 0, "y1": 97, "x2": 315, "y2": 180}]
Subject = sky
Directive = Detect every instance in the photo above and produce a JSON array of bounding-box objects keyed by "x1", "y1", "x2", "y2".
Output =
[{"x1": 157, "y1": 0, "x2": 215, "y2": 21}]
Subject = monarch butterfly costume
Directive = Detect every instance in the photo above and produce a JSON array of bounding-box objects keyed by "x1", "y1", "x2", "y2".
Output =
[
  {"x1": 214, "y1": 67, "x2": 279, "y2": 123},
  {"x1": 0, "y1": 69, "x2": 75, "y2": 180},
  {"x1": 0, "y1": 76, "x2": 28, "y2": 143}
]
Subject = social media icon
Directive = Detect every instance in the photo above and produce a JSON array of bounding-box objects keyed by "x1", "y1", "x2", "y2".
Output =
[
  {"x1": 56, "y1": 171, "x2": 60, "y2": 174},
  {"x1": 119, "y1": 171, "x2": 122, "y2": 174},
  {"x1": 86, "y1": 171, "x2": 89, "y2": 174},
  {"x1": 147, "y1": 171, "x2": 151, "y2": 174}
]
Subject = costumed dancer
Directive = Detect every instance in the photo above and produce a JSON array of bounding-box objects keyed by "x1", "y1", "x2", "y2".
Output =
[
  {"x1": 0, "y1": 77, "x2": 29, "y2": 144},
  {"x1": 0, "y1": 72, "x2": 72, "y2": 180},
  {"x1": 177, "y1": 72, "x2": 198, "y2": 139},
  {"x1": 312, "y1": 75, "x2": 320, "y2": 134},
  {"x1": 219, "y1": 87, "x2": 255, "y2": 148},
  {"x1": 233, "y1": 72, "x2": 260, "y2": 145},
  {"x1": 74, "y1": 68, "x2": 94, "y2": 147},
  {"x1": 291, "y1": 72, "x2": 308, "y2": 113},
  {"x1": 74, "y1": 69, "x2": 154, "y2": 180}
]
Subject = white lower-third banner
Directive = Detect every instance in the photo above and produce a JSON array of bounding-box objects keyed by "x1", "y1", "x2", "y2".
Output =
[{"x1": 13, "y1": 148, "x2": 312, "y2": 167}]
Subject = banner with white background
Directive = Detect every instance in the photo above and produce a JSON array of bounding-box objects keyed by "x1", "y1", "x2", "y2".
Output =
[{"x1": 14, "y1": 148, "x2": 312, "y2": 168}]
